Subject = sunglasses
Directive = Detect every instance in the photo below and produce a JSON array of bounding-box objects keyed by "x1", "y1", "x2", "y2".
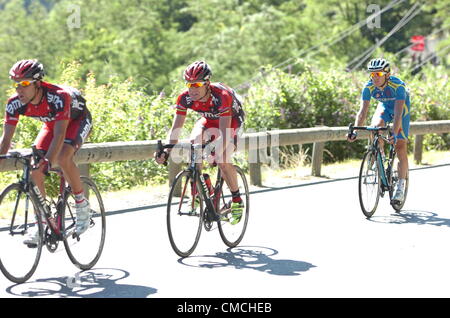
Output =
[
  {"x1": 370, "y1": 72, "x2": 387, "y2": 78},
  {"x1": 12, "y1": 79, "x2": 36, "y2": 88},
  {"x1": 185, "y1": 81, "x2": 207, "y2": 88}
]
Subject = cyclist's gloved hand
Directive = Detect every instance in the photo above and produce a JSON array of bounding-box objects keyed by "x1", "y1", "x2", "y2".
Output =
[
  {"x1": 154, "y1": 150, "x2": 169, "y2": 165},
  {"x1": 347, "y1": 131, "x2": 357, "y2": 142}
]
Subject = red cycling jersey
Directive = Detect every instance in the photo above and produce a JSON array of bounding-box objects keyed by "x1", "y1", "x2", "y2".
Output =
[
  {"x1": 175, "y1": 82, "x2": 245, "y2": 126},
  {"x1": 5, "y1": 81, "x2": 88, "y2": 128},
  {"x1": 4, "y1": 81, "x2": 92, "y2": 151}
]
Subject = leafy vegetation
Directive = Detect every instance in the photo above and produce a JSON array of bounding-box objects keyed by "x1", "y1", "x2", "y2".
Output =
[{"x1": 0, "y1": 0, "x2": 448, "y2": 190}]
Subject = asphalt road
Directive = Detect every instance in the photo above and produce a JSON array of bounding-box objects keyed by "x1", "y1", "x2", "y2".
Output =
[{"x1": 1, "y1": 164, "x2": 449, "y2": 298}]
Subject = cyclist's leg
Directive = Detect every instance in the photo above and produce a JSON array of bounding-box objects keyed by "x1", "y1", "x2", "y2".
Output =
[
  {"x1": 31, "y1": 125, "x2": 53, "y2": 198},
  {"x1": 212, "y1": 118, "x2": 240, "y2": 193},
  {"x1": 26, "y1": 127, "x2": 52, "y2": 244},
  {"x1": 394, "y1": 105, "x2": 410, "y2": 180},
  {"x1": 57, "y1": 113, "x2": 93, "y2": 194},
  {"x1": 371, "y1": 103, "x2": 389, "y2": 154},
  {"x1": 214, "y1": 119, "x2": 244, "y2": 224},
  {"x1": 57, "y1": 113, "x2": 93, "y2": 234},
  {"x1": 190, "y1": 118, "x2": 208, "y2": 169}
]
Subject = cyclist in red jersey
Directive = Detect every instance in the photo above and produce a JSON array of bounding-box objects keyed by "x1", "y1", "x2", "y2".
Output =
[
  {"x1": 155, "y1": 61, "x2": 245, "y2": 224},
  {"x1": 0, "y1": 59, "x2": 93, "y2": 244}
]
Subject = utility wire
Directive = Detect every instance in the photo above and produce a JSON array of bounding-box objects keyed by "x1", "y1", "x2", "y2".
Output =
[
  {"x1": 410, "y1": 43, "x2": 450, "y2": 72},
  {"x1": 348, "y1": 2, "x2": 424, "y2": 72},
  {"x1": 235, "y1": 0, "x2": 406, "y2": 91},
  {"x1": 394, "y1": 25, "x2": 449, "y2": 56}
]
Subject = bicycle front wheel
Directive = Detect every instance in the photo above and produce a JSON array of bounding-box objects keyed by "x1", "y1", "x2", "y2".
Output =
[
  {"x1": 358, "y1": 151, "x2": 381, "y2": 218},
  {"x1": 62, "y1": 176, "x2": 106, "y2": 270},
  {"x1": 167, "y1": 170, "x2": 203, "y2": 257},
  {"x1": 0, "y1": 184, "x2": 43, "y2": 283},
  {"x1": 217, "y1": 166, "x2": 250, "y2": 247}
]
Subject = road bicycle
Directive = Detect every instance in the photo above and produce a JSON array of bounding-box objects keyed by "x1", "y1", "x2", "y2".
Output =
[
  {"x1": 348, "y1": 124, "x2": 409, "y2": 218},
  {"x1": 0, "y1": 149, "x2": 106, "y2": 283},
  {"x1": 157, "y1": 140, "x2": 249, "y2": 257}
]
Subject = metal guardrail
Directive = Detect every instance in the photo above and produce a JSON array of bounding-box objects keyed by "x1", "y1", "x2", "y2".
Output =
[{"x1": 1, "y1": 120, "x2": 449, "y2": 186}]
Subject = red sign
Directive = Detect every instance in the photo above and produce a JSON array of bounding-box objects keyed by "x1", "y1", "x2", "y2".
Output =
[{"x1": 411, "y1": 35, "x2": 425, "y2": 52}]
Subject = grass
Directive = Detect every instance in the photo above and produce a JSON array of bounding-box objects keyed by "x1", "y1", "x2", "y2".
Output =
[{"x1": 262, "y1": 149, "x2": 450, "y2": 186}]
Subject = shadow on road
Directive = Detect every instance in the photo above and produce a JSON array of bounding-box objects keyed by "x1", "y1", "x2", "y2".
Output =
[
  {"x1": 370, "y1": 210, "x2": 450, "y2": 227},
  {"x1": 179, "y1": 246, "x2": 315, "y2": 276},
  {"x1": 6, "y1": 268, "x2": 157, "y2": 298}
]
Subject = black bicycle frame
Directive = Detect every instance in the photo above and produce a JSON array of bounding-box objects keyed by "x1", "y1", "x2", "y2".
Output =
[
  {"x1": 349, "y1": 124, "x2": 395, "y2": 192},
  {"x1": 189, "y1": 143, "x2": 219, "y2": 222}
]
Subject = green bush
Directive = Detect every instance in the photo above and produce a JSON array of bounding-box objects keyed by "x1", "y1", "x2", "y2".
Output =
[
  {"x1": 1, "y1": 61, "x2": 448, "y2": 191},
  {"x1": 245, "y1": 61, "x2": 449, "y2": 165}
]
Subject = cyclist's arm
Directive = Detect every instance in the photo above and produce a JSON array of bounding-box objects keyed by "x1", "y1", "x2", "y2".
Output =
[
  {"x1": 393, "y1": 99, "x2": 405, "y2": 137},
  {"x1": 392, "y1": 85, "x2": 407, "y2": 138},
  {"x1": 0, "y1": 123, "x2": 16, "y2": 155},
  {"x1": 46, "y1": 120, "x2": 69, "y2": 165},
  {"x1": 154, "y1": 112, "x2": 186, "y2": 164},
  {"x1": 355, "y1": 99, "x2": 371, "y2": 126},
  {"x1": 167, "y1": 113, "x2": 186, "y2": 147}
]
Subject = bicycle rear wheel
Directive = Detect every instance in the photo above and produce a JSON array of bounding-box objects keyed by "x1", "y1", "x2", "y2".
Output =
[
  {"x1": 388, "y1": 153, "x2": 409, "y2": 212},
  {"x1": 0, "y1": 184, "x2": 43, "y2": 283},
  {"x1": 217, "y1": 166, "x2": 249, "y2": 247},
  {"x1": 62, "y1": 176, "x2": 106, "y2": 270},
  {"x1": 167, "y1": 170, "x2": 203, "y2": 257},
  {"x1": 358, "y1": 151, "x2": 381, "y2": 218}
]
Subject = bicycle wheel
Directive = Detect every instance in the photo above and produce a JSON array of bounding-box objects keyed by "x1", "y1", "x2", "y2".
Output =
[
  {"x1": 358, "y1": 151, "x2": 381, "y2": 218},
  {"x1": 388, "y1": 153, "x2": 409, "y2": 212},
  {"x1": 0, "y1": 184, "x2": 43, "y2": 283},
  {"x1": 62, "y1": 176, "x2": 106, "y2": 270},
  {"x1": 217, "y1": 166, "x2": 250, "y2": 247},
  {"x1": 167, "y1": 170, "x2": 203, "y2": 257}
]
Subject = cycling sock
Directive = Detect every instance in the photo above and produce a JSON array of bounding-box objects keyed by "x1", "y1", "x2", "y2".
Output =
[
  {"x1": 74, "y1": 190, "x2": 86, "y2": 205},
  {"x1": 231, "y1": 190, "x2": 242, "y2": 203},
  {"x1": 397, "y1": 179, "x2": 405, "y2": 190}
]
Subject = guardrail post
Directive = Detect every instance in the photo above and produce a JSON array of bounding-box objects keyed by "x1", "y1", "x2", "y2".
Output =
[
  {"x1": 414, "y1": 135, "x2": 424, "y2": 164},
  {"x1": 249, "y1": 148, "x2": 262, "y2": 187},
  {"x1": 311, "y1": 141, "x2": 324, "y2": 177},
  {"x1": 79, "y1": 163, "x2": 90, "y2": 178},
  {"x1": 79, "y1": 164, "x2": 90, "y2": 199}
]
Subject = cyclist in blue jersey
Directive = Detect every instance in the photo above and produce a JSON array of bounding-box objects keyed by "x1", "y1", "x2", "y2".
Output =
[{"x1": 348, "y1": 58, "x2": 411, "y2": 202}]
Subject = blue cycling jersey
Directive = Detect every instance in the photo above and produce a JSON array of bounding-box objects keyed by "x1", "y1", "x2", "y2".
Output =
[
  {"x1": 361, "y1": 75, "x2": 411, "y2": 139},
  {"x1": 361, "y1": 76, "x2": 410, "y2": 109}
]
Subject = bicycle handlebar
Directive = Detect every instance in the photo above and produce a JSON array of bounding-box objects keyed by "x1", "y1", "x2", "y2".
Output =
[
  {"x1": 156, "y1": 140, "x2": 176, "y2": 166},
  {"x1": 0, "y1": 149, "x2": 51, "y2": 174},
  {"x1": 156, "y1": 140, "x2": 214, "y2": 166},
  {"x1": 0, "y1": 152, "x2": 32, "y2": 161}
]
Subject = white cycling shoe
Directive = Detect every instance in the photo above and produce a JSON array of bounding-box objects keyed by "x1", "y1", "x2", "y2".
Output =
[
  {"x1": 23, "y1": 225, "x2": 41, "y2": 247},
  {"x1": 75, "y1": 200, "x2": 91, "y2": 235},
  {"x1": 392, "y1": 187, "x2": 404, "y2": 202}
]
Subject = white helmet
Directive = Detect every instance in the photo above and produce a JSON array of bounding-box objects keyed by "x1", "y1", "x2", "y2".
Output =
[{"x1": 367, "y1": 58, "x2": 390, "y2": 72}]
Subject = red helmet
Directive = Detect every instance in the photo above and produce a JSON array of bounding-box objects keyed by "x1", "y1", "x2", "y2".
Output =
[
  {"x1": 183, "y1": 61, "x2": 212, "y2": 82},
  {"x1": 9, "y1": 59, "x2": 45, "y2": 80}
]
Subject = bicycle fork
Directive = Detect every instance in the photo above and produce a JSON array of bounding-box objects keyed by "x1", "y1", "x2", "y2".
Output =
[{"x1": 9, "y1": 190, "x2": 29, "y2": 236}]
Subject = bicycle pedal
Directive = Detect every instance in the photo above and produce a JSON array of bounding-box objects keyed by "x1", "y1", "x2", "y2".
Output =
[{"x1": 26, "y1": 243, "x2": 38, "y2": 249}]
